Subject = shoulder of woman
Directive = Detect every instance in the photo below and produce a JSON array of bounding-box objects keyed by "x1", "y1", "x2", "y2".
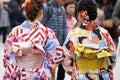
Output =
[
  {"x1": 98, "y1": 26, "x2": 109, "y2": 33},
  {"x1": 11, "y1": 26, "x2": 22, "y2": 36},
  {"x1": 45, "y1": 27, "x2": 56, "y2": 38},
  {"x1": 67, "y1": 27, "x2": 79, "y2": 36}
]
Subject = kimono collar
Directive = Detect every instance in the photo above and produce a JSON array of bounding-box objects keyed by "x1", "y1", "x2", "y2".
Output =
[
  {"x1": 20, "y1": 20, "x2": 44, "y2": 29},
  {"x1": 79, "y1": 23, "x2": 98, "y2": 30},
  {"x1": 66, "y1": 14, "x2": 72, "y2": 20},
  {"x1": 20, "y1": 20, "x2": 30, "y2": 28}
]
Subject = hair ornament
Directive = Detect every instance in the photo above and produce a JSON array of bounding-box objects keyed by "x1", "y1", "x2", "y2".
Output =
[
  {"x1": 22, "y1": 0, "x2": 32, "y2": 11},
  {"x1": 79, "y1": 10, "x2": 89, "y2": 23}
]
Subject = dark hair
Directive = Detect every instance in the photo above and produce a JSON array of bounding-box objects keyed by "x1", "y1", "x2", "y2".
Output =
[
  {"x1": 63, "y1": 0, "x2": 76, "y2": 10},
  {"x1": 25, "y1": 0, "x2": 43, "y2": 21},
  {"x1": 77, "y1": 0, "x2": 97, "y2": 20}
]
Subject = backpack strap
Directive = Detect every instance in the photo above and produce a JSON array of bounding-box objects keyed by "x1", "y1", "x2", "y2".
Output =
[
  {"x1": 43, "y1": 2, "x2": 65, "y2": 26},
  {"x1": 46, "y1": 3, "x2": 65, "y2": 20},
  {"x1": 42, "y1": 2, "x2": 52, "y2": 26}
]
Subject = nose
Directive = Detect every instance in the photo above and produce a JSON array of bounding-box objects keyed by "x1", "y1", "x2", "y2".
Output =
[{"x1": 71, "y1": 7, "x2": 75, "y2": 12}]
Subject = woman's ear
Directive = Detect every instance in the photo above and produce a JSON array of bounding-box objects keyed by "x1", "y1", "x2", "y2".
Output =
[
  {"x1": 37, "y1": 9, "x2": 43, "y2": 21},
  {"x1": 39, "y1": 8, "x2": 43, "y2": 14}
]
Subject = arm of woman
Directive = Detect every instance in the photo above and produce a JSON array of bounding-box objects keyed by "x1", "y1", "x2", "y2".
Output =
[
  {"x1": 3, "y1": 27, "x2": 18, "y2": 67},
  {"x1": 44, "y1": 27, "x2": 64, "y2": 70},
  {"x1": 61, "y1": 36, "x2": 75, "y2": 75},
  {"x1": 101, "y1": 28, "x2": 116, "y2": 67}
]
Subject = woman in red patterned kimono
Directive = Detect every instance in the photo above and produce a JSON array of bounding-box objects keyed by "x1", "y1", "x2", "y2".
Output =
[
  {"x1": 3, "y1": 0, "x2": 64, "y2": 80},
  {"x1": 62, "y1": 0, "x2": 116, "y2": 80}
]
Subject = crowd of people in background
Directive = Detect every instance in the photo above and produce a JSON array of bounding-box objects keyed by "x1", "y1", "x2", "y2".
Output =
[
  {"x1": 0, "y1": 0, "x2": 119, "y2": 42},
  {"x1": 0, "y1": 0, "x2": 25, "y2": 43},
  {"x1": 0, "y1": 0, "x2": 119, "y2": 80},
  {"x1": 0, "y1": 0, "x2": 10, "y2": 43},
  {"x1": 0, "y1": 0, "x2": 118, "y2": 43}
]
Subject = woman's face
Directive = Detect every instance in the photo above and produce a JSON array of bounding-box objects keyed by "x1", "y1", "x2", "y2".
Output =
[
  {"x1": 66, "y1": 3, "x2": 75, "y2": 15},
  {"x1": 0, "y1": 0, "x2": 3, "y2": 9}
]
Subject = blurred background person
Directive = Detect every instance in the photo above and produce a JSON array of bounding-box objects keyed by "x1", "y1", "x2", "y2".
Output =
[
  {"x1": 112, "y1": 0, "x2": 120, "y2": 37},
  {"x1": 43, "y1": 0, "x2": 49, "y2": 3},
  {"x1": 94, "y1": 0, "x2": 118, "y2": 46},
  {"x1": 0, "y1": 0, "x2": 10, "y2": 43},
  {"x1": 102, "y1": 0, "x2": 118, "y2": 44},
  {"x1": 63, "y1": 0, "x2": 77, "y2": 32},
  {"x1": 7, "y1": 0, "x2": 25, "y2": 33},
  {"x1": 94, "y1": 7, "x2": 105, "y2": 27},
  {"x1": 41, "y1": 0, "x2": 67, "y2": 46}
]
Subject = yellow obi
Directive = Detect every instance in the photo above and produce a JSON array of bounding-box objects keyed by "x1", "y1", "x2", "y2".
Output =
[
  {"x1": 75, "y1": 43, "x2": 97, "y2": 59},
  {"x1": 75, "y1": 57, "x2": 108, "y2": 73},
  {"x1": 74, "y1": 43, "x2": 111, "y2": 73}
]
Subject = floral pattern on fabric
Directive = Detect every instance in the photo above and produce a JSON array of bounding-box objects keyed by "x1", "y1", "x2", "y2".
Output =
[{"x1": 62, "y1": 23, "x2": 115, "y2": 80}]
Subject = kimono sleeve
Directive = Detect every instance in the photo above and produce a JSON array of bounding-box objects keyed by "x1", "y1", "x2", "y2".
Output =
[
  {"x1": 44, "y1": 27, "x2": 64, "y2": 64},
  {"x1": 62, "y1": 35, "x2": 75, "y2": 75},
  {"x1": 101, "y1": 28, "x2": 115, "y2": 52},
  {"x1": 101, "y1": 28, "x2": 116, "y2": 63},
  {"x1": 3, "y1": 27, "x2": 21, "y2": 67}
]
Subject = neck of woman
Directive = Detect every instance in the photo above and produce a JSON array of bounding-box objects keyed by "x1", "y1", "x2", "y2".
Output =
[{"x1": 28, "y1": 19, "x2": 40, "y2": 30}]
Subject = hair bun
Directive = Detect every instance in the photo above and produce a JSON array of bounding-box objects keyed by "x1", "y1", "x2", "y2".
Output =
[
  {"x1": 77, "y1": 0, "x2": 97, "y2": 20},
  {"x1": 23, "y1": 0, "x2": 43, "y2": 21}
]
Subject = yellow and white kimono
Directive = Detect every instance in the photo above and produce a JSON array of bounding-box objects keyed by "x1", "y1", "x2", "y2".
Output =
[{"x1": 62, "y1": 23, "x2": 115, "y2": 80}]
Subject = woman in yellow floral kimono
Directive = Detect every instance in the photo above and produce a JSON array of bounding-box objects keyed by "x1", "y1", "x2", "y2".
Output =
[{"x1": 62, "y1": 0, "x2": 115, "y2": 80}]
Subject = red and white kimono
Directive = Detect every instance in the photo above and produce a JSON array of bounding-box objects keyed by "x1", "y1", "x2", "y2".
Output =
[{"x1": 3, "y1": 21, "x2": 64, "y2": 80}]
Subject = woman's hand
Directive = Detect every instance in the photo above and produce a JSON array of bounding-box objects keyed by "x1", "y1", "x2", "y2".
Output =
[
  {"x1": 63, "y1": 56, "x2": 72, "y2": 67},
  {"x1": 50, "y1": 63, "x2": 57, "y2": 70}
]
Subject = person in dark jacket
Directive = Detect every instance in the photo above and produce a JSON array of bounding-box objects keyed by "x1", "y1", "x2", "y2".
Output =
[
  {"x1": 41, "y1": 0, "x2": 67, "y2": 45},
  {"x1": 0, "y1": 0, "x2": 10, "y2": 43},
  {"x1": 112, "y1": 0, "x2": 120, "y2": 35},
  {"x1": 8, "y1": 0, "x2": 25, "y2": 32}
]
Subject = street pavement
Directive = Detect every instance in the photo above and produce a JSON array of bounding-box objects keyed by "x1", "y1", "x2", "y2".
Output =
[
  {"x1": 0, "y1": 36, "x2": 5, "y2": 80},
  {"x1": 0, "y1": 35, "x2": 120, "y2": 80}
]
